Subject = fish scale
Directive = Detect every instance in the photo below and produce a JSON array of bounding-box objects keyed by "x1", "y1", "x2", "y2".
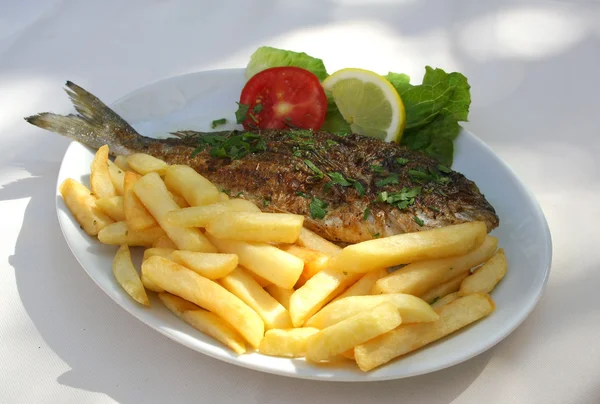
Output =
[{"x1": 25, "y1": 81, "x2": 498, "y2": 243}]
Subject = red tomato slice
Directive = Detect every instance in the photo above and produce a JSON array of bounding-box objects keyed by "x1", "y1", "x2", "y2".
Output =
[{"x1": 239, "y1": 66, "x2": 328, "y2": 131}]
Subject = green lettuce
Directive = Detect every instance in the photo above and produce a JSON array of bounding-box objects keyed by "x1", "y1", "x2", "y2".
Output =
[{"x1": 246, "y1": 46, "x2": 329, "y2": 81}]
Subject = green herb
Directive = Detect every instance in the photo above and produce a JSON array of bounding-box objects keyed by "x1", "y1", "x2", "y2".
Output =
[
  {"x1": 248, "y1": 112, "x2": 259, "y2": 124},
  {"x1": 325, "y1": 140, "x2": 338, "y2": 147},
  {"x1": 285, "y1": 116, "x2": 292, "y2": 121},
  {"x1": 369, "y1": 165, "x2": 385, "y2": 174},
  {"x1": 253, "y1": 103, "x2": 263, "y2": 114},
  {"x1": 352, "y1": 181, "x2": 365, "y2": 196},
  {"x1": 430, "y1": 296, "x2": 440, "y2": 305},
  {"x1": 304, "y1": 160, "x2": 324, "y2": 179},
  {"x1": 309, "y1": 197, "x2": 328, "y2": 219},
  {"x1": 376, "y1": 191, "x2": 388, "y2": 203},
  {"x1": 220, "y1": 189, "x2": 231, "y2": 196},
  {"x1": 292, "y1": 150, "x2": 302, "y2": 157},
  {"x1": 372, "y1": 232, "x2": 381, "y2": 238},
  {"x1": 191, "y1": 132, "x2": 267, "y2": 160},
  {"x1": 235, "y1": 192, "x2": 244, "y2": 197},
  {"x1": 413, "y1": 216, "x2": 425, "y2": 226},
  {"x1": 428, "y1": 206, "x2": 440, "y2": 213},
  {"x1": 211, "y1": 118, "x2": 227, "y2": 129},
  {"x1": 363, "y1": 207, "x2": 371, "y2": 221},
  {"x1": 408, "y1": 168, "x2": 433, "y2": 183},
  {"x1": 235, "y1": 102, "x2": 249, "y2": 124},
  {"x1": 396, "y1": 157, "x2": 409, "y2": 166},
  {"x1": 327, "y1": 172, "x2": 352, "y2": 187},
  {"x1": 375, "y1": 186, "x2": 421, "y2": 210},
  {"x1": 376, "y1": 173, "x2": 400, "y2": 187},
  {"x1": 296, "y1": 191, "x2": 310, "y2": 198},
  {"x1": 438, "y1": 190, "x2": 448, "y2": 197},
  {"x1": 263, "y1": 197, "x2": 271, "y2": 207},
  {"x1": 437, "y1": 164, "x2": 451, "y2": 173}
]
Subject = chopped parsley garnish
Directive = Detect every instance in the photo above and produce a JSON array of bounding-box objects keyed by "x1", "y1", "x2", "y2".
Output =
[
  {"x1": 372, "y1": 232, "x2": 381, "y2": 238},
  {"x1": 190, "y1": 132, "x2": 267, "y2": 160},
  {"x1": 428, "y1": 205, "x2": 440, "y2": 213},
  {"x1": 220, "y1": 189, "x2": 231, "y2": 196},
  {"x1": 309, "y1": 197, "x2": 328, "y2": 219},
  {"x1": 352, "y1": 181, "x2": 365, "y2": 196},
  {"x1": 408, "y1": 168, "x2": 433, "y2": 182},
  {"x1": 326, "y1": 139, "x2": 338, "y2": 147},
  {"x1": 375, "y1": 173, "x2": 400, "y2": 187},
  {"x1": 409, "y1": 166, "x2": 452, "y2": 185},
  {"x1": 375, "y1": 187, "x2": 421, "y2": 210},
  {"x1": 253, "y1": 103, "x2": 263, "y2": 114},
  {"x1": 327, "y1": 172, "x2": 352, "y2": 187},
  {"x1": 211, "y1": 118, "x2": 227, "y2": 129},
  {"x1": 296, "y1": 191, "x2": 310, "y2": 198},
  {"x1": 363, "y1": 207, "x2": 371, "y2": 221},
  {"x1": 323, "y1": 172, "x2": 365, "y2": 196},
  {"x1": 369, "y1": 165, "x2": 385, "y2": 174},
  {"x1": 235, "y1": 102, "x2": 249, "y2": 124},
  {"x1": 396, "y1": 157, "x2": 409, "y2": 166},
  {"x1": 263, "y1": 197, "x2": 271, "y2": 207},
  {"x1": 437, "y1": 164, "x2": 452, "y2": 173},
  {"x1": 376, "y1": 191, "x2": 388, "y2": 203},
  {"x1": 304, "y1": 160, "x2": 324, "y2": 179},
  {"x1": 292, "y1": 150, "x2": 302, "y2": 157},
  {"x1": 438, "y1": 190, "x2": 448, "y2": 197},
  {"x1": 248, "y1": 112, "x2": 259, "y2": 124},
  {"x1": 413, "y1": 216, "x2": 425, "y2": 226}
]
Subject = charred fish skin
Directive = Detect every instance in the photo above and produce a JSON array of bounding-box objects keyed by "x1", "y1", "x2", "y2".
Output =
[{"x1": 25, "y1": 81, "x2": 499, "y2": 243}]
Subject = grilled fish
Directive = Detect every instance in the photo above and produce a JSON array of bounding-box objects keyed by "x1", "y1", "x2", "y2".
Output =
[{"x1": 25, "y1": 81, "x2": 498, "y2": 243}]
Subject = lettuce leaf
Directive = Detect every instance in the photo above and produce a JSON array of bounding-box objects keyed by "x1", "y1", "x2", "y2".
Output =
[{"x1": 246, "y1": 46, "x2": 329, "y2": 81}]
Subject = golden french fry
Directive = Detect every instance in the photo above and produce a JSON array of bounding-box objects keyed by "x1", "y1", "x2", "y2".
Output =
[
  {"x1": 113, "y1": 244, "x2": 149, "y2": 306},
  {"x1": 296, "y1": 227, "x2": 342, "y2": 255},
  {"x1": 158, "y1": 291, "x2": 200, "y2": 316},
  {"x1": 371, "y1": 236, "x2": 498, "y2": 296},
  {"x1": 164, "y1": 165, "x2": 220, "y2": 206},
  {"x1": 265, "y1": 285, "x2": 294, "y2": 310},
  {"x1": 289, "y1": 268, "x2": 362, "y2": 327},
  {"x1": 206, "y1": 212, "x2": 304, "y2": 244},
  {"x1": 420, "y1": 272, "x2": 469, "y2": 304},
  {"x1": 134, "y1": 173, "x2": 216, "y2": 252},
  {"x1": 142, "y1": 256, "x2": 264, "y2": 348},
  {"x1": 126, "y1": 153, "x2": 168, "y2": 176},
  {"x1": 107, "y1": 160, "x2": 125, "y2": 195},
  {"x1": 220, "y1": 267, "x2": 292, "y2": 329},
  {"x1": 95, "y1": 196, "x2": 126, "y2": 222},
  {"x1": 165, "y1": 199, "x2": 261, "y2": 228},
  {"x1": 459, "y1": 249, "x2": 507, "y2": 296},
  {"x1": 59, "y1": 178, "x2": 113, "y2": 236},
  {"x1": 281, "y1": 245, "x2": 331, "y2": 288},
  {"x1": 206, "y1": 233, "x2": 303, "y2": 289},
  {"x1": 171, "y1": 250, "x2": 238, "y2": 279},
  {"x1": 306, "y1": 302, "x2": 402, "y2": 362},
  {"x1": 152, "y1": 235, "x2": 178, "y2": 249},
  {"x1": 124, "y1": 171, "x2": 158, "y2": 230},
  {"x1": 332, "y1": 268, "x2": 389, "y2": 302},
  {"x1": 142, "y1": 248, "x2": 175, "y2": 261},
  {"x1": 354, "y1": 293, "x2": 495, "y2": 371},
  {"x1": 218, "y1": 192, "x2": 230, "y2": 202},
  {"x1": 259, "y1": 328, "x2": 319, "y2": 358},
  {"x1": 431, "y1": 292, "x2": 459, "y2": 308},
  {"x1": 142, "y1": 273, "x2": 164, "y2": 293},
  {"x1": 329, "y1": 221, "x2": 488, "y2": 273},
  {"x1": 90, "y1": 145, "x2": 117, "y2": 198},
  {"x1": 98, "y1": 221, "x2": 166, "y2": 247},
  {"x1": 251, "y1": 273, "x2": 272, "y2": 288},
  {"x1": 170, "y1": 193, "x2": 189, "y2": 208},
  {"x1": 306, "y1": 293, "x2": 438, "y2": 329},
  {"x1": 158, "y1": 293, "x2": 246, "y2": 354},
  {"x1": 181, "y1": 310, "x2": 247, "y2": 355},
  {"x1": 114, "y1": 155, "x2": 130, "y2": 171}
]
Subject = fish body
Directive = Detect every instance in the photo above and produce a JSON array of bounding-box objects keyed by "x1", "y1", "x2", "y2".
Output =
[{"x1": 26, "y1": 82, "x2": 498, "y2": 243}]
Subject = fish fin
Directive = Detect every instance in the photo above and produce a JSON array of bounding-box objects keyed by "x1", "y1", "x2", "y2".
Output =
[{"x1": 25, "y1": 81, "x2": 144, "y2": 155}]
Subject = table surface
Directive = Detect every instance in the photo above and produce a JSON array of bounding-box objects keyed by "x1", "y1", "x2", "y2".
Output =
[{"x1": 1, "y1": 1, "x2": 599, "y2": 403}]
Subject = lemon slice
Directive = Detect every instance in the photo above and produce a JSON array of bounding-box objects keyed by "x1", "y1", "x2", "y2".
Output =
[{"x1": 322, "y1": 68, "x2": 406, "y2": 142}]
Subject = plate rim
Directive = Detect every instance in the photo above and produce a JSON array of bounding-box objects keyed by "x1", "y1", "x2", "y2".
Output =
[{"x1": 54, "y1": 68, "x2": 553, "y2": 382}]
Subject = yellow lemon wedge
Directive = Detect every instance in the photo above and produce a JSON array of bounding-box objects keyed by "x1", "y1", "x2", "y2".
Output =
[{"x1": 322, "y1": 68, "x2": 406, "y2": 142}]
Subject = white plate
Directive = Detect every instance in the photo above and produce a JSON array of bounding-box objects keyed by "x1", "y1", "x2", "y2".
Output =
[{"x1": 55, "y1": 68, "x2": 552, "y2": 381}]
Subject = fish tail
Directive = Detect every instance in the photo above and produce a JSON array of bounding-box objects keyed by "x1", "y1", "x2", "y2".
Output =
[{"x1": 25, "y1": 81, "x2": 145, "y2": 155}]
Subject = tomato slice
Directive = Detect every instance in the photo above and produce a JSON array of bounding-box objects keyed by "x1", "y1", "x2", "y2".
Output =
[{"x1": 239, "y1": 66, "x2": 328, "y2": 131}]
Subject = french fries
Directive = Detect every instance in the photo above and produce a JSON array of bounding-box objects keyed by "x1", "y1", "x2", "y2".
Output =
[
  {"x1": 306, "y1": 294, "x2": 438, "y2": 329},
  {"x1": 281, "y1": 245, "x2": 331, "y2": 288},
  {"x1": 159, "y1": 293, "x2": 246, "y2": 354},
  {"x1": 205, "y1": 233, "x2": 303, "y2": 289},
  {"x1": 328, "y1": 221, "x2": 488, "y2": 273},
  {"x1": 431, "y1": 292, "x2": 459, "y2": 308},
  {"x1": 372, "y1": 236, "x2": 498, "y2": 296},
  {"x1": 264, "y1": 285, "x2": 294, "y2": 310},
  {"x1": 289, "y1": 268, "x2": 362, "y2": 327},
  {"x1": 142, "y1": 248, "x2": 175, "y2": 261},
  {"x1": 171, "y1": 250, "x2": 238, "y2": 279},
  {"x1": 165, "y1": 199, "x2": 261, "y2": 228},
  {"x1": 114, "y1": 155, "x2": 130, "y2": 171},
  {"x1": 420, "y1": 272, "x2": 469, "y2": 304},
  {"x1": 164, "y1": 165, "x2": 220, "y2": 206},
  {"x1": 95, "y1": 196, "x2": 126, "y2": 222},
  {"x1": 123, "y1": 171, "x2": 158, "y2": 230},
  {"x1": 332, "y1": 268, "x2": 389, "y2": 302},
  {"x1": 459, "y1": 249, "x2": 507, "y2": 296},
  {"x1": 306, "y1": 302, "x2": 402, "y2": 362},
  {"x1": 259, "y1": 328, "x2": 319, "y2": 358},
  {"x1": 206, "y1": 212, "x2": 304, "y2": 244},
  {"x1": 126, "y1": 153, "x2": 168, "y2": 176},
  {"x1": 98, "y1": 221, "x2": 166, "y2": 247},
  {"x1": 112, "y1": 245, "x2": 149, "y2": 306},
  {"x1": 90, "y1": 145, "x2": 117, "y2": 198},
  {"x1": 59, "y1": 178, "x2": 113, "y2": 236},
  {"x1": 220, "y1": 267, "x2": 292, "y2": 329},
  {"x1": 354, "y1": 293, "x2": 495, "y2": 371},
  {"x1": 133, "y1": 173, "x2": 216, "y2": 252},
  {"x1": 296, "y1": 227, "x2": 342, "y2": 255},
  {"x1": 142, "y1": 256, "x2": 264, "y2": 348},
  {"x1": 107, "y1": 160, "x2": 125, "y2": 195}
]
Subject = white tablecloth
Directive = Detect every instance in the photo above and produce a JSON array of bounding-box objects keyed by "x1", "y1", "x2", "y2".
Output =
[{"x1": 2, "y1": 1, "x2": 599, "y2": 403}]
